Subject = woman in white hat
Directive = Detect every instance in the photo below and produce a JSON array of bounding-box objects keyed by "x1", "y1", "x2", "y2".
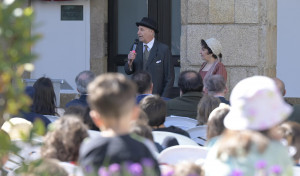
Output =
[
  {"x1": 199, "y1": 38, "x2": 227, "y2": 82},
  {"x1": 204, "y1": 76, "x2": 294, "y2": 176}
]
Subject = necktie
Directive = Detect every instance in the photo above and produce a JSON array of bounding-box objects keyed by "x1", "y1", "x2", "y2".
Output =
[{"x1": 143, "y1": 45, "x2": 149, "y2": 69}]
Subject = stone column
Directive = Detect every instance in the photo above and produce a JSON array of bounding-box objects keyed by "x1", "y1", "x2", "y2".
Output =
[
  {"x1": 90, "y1": 0, "x2": 108, "y2": 76},
  {"x1": 181, "y1": 0, "x2": 277, "y2": 91}
]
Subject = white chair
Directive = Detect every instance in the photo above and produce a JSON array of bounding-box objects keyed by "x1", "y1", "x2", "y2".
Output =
[
  {"x1": 4, "y1": 138, "x2": 42, "y2": 173},
  {"x1": 164, "y1": 116, "x2": 198, "y2": 130},
  {"x1": 152, "y1": 131, "x2": 198, "y2": 146},
  {"x1": 44, "y1": 115, "x2": 60, "y2": 122},
  {"x1": 158, "y1": 145, "x2": 208, "y2": 165},
  {"x1": 59, "y1": 162, "x2": 84, "y2": 176},
  {"x1": 187, "y1": 125, "x2": 207, "y2": 146},
  {"x1": 88, "y1": 130, "x2": 101, "y2": 138},
  {"x1": 294, "y1": 166, "x2": 300, "y2": 176}
]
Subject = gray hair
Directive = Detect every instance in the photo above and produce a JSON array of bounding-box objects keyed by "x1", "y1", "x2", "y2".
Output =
[
  {"x1": 75, "y1": 70, "x2": 95, "y2": 94},
  {"x1": 204, "y1": 75, "x2": 226, "y2": 95}
]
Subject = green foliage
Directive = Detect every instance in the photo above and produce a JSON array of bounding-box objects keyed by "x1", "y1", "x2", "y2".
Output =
[{"x1": 0, "y1": 0, "x2": 41, "y2": 126}]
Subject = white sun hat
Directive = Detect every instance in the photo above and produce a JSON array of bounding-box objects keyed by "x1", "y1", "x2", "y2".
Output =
[{"x1": 224, "y1": 76, "x2": 292, "y2": 131}]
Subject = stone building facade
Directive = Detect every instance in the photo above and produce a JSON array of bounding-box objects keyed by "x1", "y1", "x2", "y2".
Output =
[
  {"x1": 180, "y1": 0, "x2": 277, "y2": 92},
  {"x1": 89, "y1": 0, "x2": 277, "y2": 92},
  {"x1": 49, "y1": 0, "x2": 285, "y2": 106}
]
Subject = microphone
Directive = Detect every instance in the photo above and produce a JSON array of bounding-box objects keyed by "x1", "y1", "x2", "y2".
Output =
[{"x1": 131, "y1": 39, "x2": 139, "y2": 53}]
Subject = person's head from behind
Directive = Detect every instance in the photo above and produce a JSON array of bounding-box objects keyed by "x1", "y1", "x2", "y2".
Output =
[
  {"x1": 33, "y1": 77, "x2": 56, "y2": 115},
  {"x1": 178, "y1": 70, "x2": 203, "y2": 95},
  {"x1": 206, "y1": 103, "x2": 230, "y2": 140},
  {"x1": 41, "y1": 115, "x2": 88, "y2": 162},
  {"x1": 87, "y1": 73, "x2": 139, "y2": 132},
  {"x1": 197, "y1": 95, "x2": 220, "y2": 125},
  {"x1": 130, "y1": 122, "x2": 154, "y2": 142},
  {"x1": 75, "y1": 70, "x2": 95, "y2": 94},
  {"x1": 66, "y1": 106, "x2": 98, "y2": 131},
  {"x1": 173, "y1": 161, "x2": 204, "y2": 176},
  {"x1": 272, "y1": 77, "x2": 286, "y2": 96},
  {"x1": 204, "y1": 75, "x2": 227, "y2": 96},
  {"x1": 277, "y1": 121, "x2": 300, "y2": 163},
  {"x1": 131, "y1": 70, "x2": 153, "y2": 94},
  {"x1": 137, "y1": 109, "x2": 149, "y2": 125},
  {"x1": 139, "y1": 95, "x2": 166, "y2": 127},
  {"x1": 64, "y1": 106, "x2": 98, "y2": 131}
]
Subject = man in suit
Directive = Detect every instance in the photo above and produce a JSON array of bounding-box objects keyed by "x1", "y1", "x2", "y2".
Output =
[
  {"x1": 124, "y1": 17, "x2": 174, "y2": 98},
  {"x1": 166, "y1": 70, "x2": 203, "y2": 119},
  {"x1": 203, "y1": 75, "x2": 230, "y2": 105}
]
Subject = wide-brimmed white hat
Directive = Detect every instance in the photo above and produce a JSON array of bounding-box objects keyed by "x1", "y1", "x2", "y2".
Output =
[
  {"x1": 1, "y1": 118, "x2": 33, "y2": 140},
  {"x1": 224, "y1": 76, "x2": 292, "y2": 131},
  {"x1": 205, "y1": 38, "x2": 222, "y2": 56}
]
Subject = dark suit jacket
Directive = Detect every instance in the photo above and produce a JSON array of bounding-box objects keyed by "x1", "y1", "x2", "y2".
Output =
[
  {"x1": 218, "y1": 96, "x2": 230, "y2": 105},
  {"x1": 65, "y1": 94, "x2": 88, "y2": 108},
  {"x1": 166, "y1": 91, "x2": 203, "y2": 119},
  {"x1": 288, "y1": 104, "x2": 300, "y2": 124},
  {"x1": 124, "y1": 39, "x2": 174, "y2": 98}
]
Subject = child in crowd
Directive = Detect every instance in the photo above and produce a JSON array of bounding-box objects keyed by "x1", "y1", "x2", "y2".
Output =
[
  {"x1": 78, "y1": 73, "x2": 160, "y2": 175},
  {"x1": 140, "y1": 95, "x2": 190, "y2": 137},
  {"x1": 205, "y1": 103, "x2": 230, "y2": 147},
  {"x1": 204, "y1": 76, "x2": 294, "y2": 176},
  {"x1": 41, "y1": 115, "x2": 88, "y2": 163}
]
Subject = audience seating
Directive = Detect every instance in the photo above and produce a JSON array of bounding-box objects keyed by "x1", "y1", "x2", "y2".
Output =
[
  {"x1": 164, "y1": 116, "x2": 198, "y2": 130},
  {"x1": 187, "y1": 125, "x2": 207, "y2": 146},
  {"x1": 152, "y1": 131, "x2": 198, "y2": 146},
  {"x1": 158, "y1": 145, "x2": 208, "y2": 165},
  {"x1": 294, "y1": 166, "x2": 300, "y2": 176},
  {"x1": 59, "y1": 162, "x2": 84, "y2": 176}
]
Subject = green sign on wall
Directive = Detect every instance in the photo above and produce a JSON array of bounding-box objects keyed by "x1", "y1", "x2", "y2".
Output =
[{"x1": 61, "y1": 5, "x2": 83, "y2": 21}]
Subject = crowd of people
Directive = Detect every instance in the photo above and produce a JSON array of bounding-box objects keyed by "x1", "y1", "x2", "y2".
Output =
[{"x1": 1, "y1": 17, "x2": 300, "y2": 176}]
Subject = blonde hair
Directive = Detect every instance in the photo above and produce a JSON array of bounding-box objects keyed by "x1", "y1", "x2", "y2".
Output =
[{"x1": 173, "y1": 161, "x2": 204, "y2": 176}]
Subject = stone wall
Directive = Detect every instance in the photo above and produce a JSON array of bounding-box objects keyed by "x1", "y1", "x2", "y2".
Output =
[
  {"x1": 61, "y1": 0, "x2": 108, "y2": 108},
  {"x1": 180, "y1": 0, "x2": 277, "y2": 91},
  {"x1": 90, "y1": 0, "x2": 108, "y2": 76}
]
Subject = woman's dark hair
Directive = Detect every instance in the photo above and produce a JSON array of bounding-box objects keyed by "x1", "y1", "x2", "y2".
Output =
[
  {"x1": 33, "y1": 77, "x2": 56, "y2": 115},
  {"x1": 201, "y1": 39, "x2": 222, "y2": 60},
  {"x1": 64, "y1": 106, "x2": 99, "y2": 131}
]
